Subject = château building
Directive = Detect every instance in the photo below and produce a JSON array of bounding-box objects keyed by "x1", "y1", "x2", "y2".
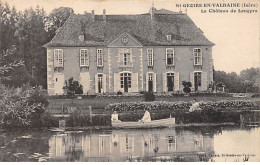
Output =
[{"x1": 44, "y1": 7, "x2": 214, "y2": 95}]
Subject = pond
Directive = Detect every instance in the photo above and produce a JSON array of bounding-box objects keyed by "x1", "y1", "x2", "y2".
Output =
[{"x1": 0, "y1": 125, "x2": 259, "y2": 162}]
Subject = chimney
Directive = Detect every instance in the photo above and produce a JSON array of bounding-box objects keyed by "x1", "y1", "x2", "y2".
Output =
[
  {"x1": 103, "y1": 9, "x2": 106, "y2": 22},
  {"x1": 91, "y1": 10, "x2": 95, "y2": 22},
  {"x1": 149, "y1": 6, "x2": 156, "y2": 41},
  {"x1": 150, "y1": 7, "x2": 155, "y2": 20}
]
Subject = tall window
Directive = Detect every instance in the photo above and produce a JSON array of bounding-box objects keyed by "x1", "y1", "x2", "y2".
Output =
[
  {"x1": 194, "y1": 72, "x2": 202, "y2": 91},
  {"x1": 54, "y1": 49, "x2": 63, "y2": 67},
  {"x1": 97, "y1": 49, "x2": 103, "y2": 66},
  {"x1": 80, "y1": 49, "x2": 89, "y2": 66},
  {"x1": 194, "y1": 48, "x2": 202, "y2": 65},
  {"x1": 98, "y1": 74, "x2": 103, "y2": 93},
  {"x1": 120, "y1": 73, "x2": 131, "y2": 92},
  {"x1": 147, "y1": 49, "x2": 153, "y2": 66},
  {"x1": 166, "y1": 48, "x2": 174, "y2": 66},
  {"x1": 148, "y1": 73, "x2": 153, "y2": 92},
  {"x1": 119, "y1": 48, "x2": 132, "y2": 66},
  {"x1": 167, "y1": 72, "x2": 174, "y2": 92}
]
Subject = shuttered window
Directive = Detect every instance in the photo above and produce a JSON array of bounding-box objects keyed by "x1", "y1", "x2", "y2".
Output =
[
  {"x1": 194, "y1": 72, "x2": 202, "y2": 86},
  {"x1": 120, "y1": 73, "x2": 131, "y2": 88},
  {"x1": 80, "y1": 49, "x2": 89, "y2": 66}
]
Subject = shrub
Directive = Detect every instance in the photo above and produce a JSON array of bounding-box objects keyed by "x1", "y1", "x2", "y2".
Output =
[
  {"x1": 105, "y1": 101, "x2": 191, "y2": 113},
  {"x1": 63, "y1": 77, "x2": 83, "y2": 97},
  {"x1": 182, "y1": 81, "x2": 192, "y2": 94},
  {"x1": 0, "y1": 85, "x2": 35, "y2": 129},
  {"x1": 65, "y1": 109, "x2": 111, "y2": 127},
  {"x1": 40, "y1": 112, "x2": 58, "y2": 128},
  {"x1": 144, "y1": 91, "x2": 155, "y2": 101},
  {"x1": 105, "y1": 100, "x2": 257, "y2": 113},
  {"x1": 117, "y1": 90, "x2": 122, "y2": 95}
]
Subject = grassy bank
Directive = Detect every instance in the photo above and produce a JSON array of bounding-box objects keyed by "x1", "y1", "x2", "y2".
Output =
[{"x1": 46, "y1": 95, "x2": 259, "y2": 114}]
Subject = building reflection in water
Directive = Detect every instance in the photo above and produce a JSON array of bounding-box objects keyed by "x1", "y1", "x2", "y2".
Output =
[{"x1": 48, "y1": 128, "x2": 214, "y2": 162}]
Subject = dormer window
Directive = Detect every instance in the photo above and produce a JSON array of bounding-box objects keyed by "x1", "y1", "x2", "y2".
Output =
[
  {"x1": 79, "y1": 34, "x2": 85, "y2": 41},
  {"x1": 167, "y1": 35, "x2": 172, "y2": 41}
]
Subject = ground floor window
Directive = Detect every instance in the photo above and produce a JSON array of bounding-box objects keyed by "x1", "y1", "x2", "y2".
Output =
[
  {"x1": 120, "y1": 73, "x2": 131, "y2": 92},
  {"x1": 167, "y1": 73, "x2": 174, "y2": 92},
  {"x1": 98, "y1": 74, "x2": 103, "y2": 93},
  {"x1": 148, "y1": 73, "x2": 153, "y2": 92},
  {"x1": 194, "y1": 72, "x2": 202, "y2": 91}
]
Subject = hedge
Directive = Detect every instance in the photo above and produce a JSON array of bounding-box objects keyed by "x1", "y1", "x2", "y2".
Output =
[{"x1": 105, "y1": 100, "x2": 258, "y2": 112}]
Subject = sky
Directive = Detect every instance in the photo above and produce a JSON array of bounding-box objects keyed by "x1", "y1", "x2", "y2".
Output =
[{"x1": 5, "y1": 0, "x2": 260, "y2": 74}]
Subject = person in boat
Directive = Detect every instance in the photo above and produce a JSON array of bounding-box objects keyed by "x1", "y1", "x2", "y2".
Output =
[
  {"x1": 189, "y1": 99, "x2": 201, "y2": 112},
  {"x1": 111, "y1": 111, "x2": 121, "y2": 122},
  {"x1": 139, "y1": 110, "x2": 151, "y2": 122}
]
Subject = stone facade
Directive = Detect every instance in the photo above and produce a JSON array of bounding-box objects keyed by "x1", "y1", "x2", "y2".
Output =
[{"x1": 44, "y1": 9, "x2": 214, "y2": 95}]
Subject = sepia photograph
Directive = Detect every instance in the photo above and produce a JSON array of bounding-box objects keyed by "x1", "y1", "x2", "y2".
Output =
[{"x1": 0, "y1": 0, "x2": 259, "y2": 162}]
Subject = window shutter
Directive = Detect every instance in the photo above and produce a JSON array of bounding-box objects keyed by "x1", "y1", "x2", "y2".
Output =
[
  {"x1": 190, "y1": 72, "x2": 194, "y2": 91},
  {"x1": 193, "y1": 49, "x2": 196, "y2": 66},
  {"x1": 118, "y1": 48, "x2": 122, "y2": 64},
  {"x1": 165, "y1": 49, "x2": 167, "y2": 65},
  {"x1": 95, "y1": 74, "x2": 98, "y2": 94},
  {"x1": 200, "y1": 51, "x2": 203, "y2": 66},
  {"x1": 103, "y1": 74, "x2": 106, "y2": 93},
  {"x1": 174, "y1": 72, "x2": 179, "y2": 92},
  {"x1": 201, "y1": 72, "x2": 207, "y2": 91},
  {"x1": 80, "y1": 72, "x2": 90, "y2": 94},
  {"x1": 130, "y1": 48, "x2": 133, "y2": 63},
  {"x1": 173, "y1": 49, "x2": 175, "y2": 65},
  {"x1": 153, "y1": 73, "x2": 157, "y2": 92},
  {"x1": 54, "y1": 50, "x2": 58, "y2": 67},
  {"x1": 114, "y1": 73, "x2": 120, "y2": 92},
  {"x1": 146, "y1": 72, "x2": 149, "y2": 91},
  {"x1": 132, "y1": 73, "x2": 139, "y2": 93},
  {"x1": 163, "y1": 73, "x2": 167, "y2": 92},
  {"x1": 60, "y1": 50, "x2": 64, "y2": 66}
]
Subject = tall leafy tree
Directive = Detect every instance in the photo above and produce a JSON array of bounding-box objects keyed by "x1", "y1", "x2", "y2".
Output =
[{"x1": 45, "y1": 7, "x2": 73, "y2": 40}]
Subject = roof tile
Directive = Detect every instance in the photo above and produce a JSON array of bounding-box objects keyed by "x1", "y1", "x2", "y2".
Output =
[{"x1": 44, "y1": 9, "x2": 214, "y2": 47}]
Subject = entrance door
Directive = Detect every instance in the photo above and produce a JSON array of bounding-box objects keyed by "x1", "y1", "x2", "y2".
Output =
[
  {"x1": 194, "y1": 72, "x2": 201, "y2": 91},
  {"x1": 120, "y1": 73, "x2": 131, "y2": 93},
  {"x1": 98, "y1": 74, "x2": 103, "y2": 93},
  {"x1": 124, "y1": 76, "x2": 128, "y2": 92},
  {"x1": 167, "y1": 73, "x2": 174, "y2": 92},
  {"x1": 148, "y1": 73, "x2": 153, "y2": 92},
  {"x1": 54, "y1": 74, "x2": 64, "y2": 94}
]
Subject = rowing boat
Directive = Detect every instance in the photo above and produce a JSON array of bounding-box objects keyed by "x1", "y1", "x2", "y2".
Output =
[{"x1": 112, "y1": 117, "x2": 175, "y2": 129}]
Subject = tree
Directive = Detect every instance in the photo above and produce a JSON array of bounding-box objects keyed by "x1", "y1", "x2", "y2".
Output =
[
  {"x1": 0, "y1": 46, "x2": 35, "y2": 129},
  {"x1": 14, "y1": 6, "x2": 48, "y2": 88},
  {"x1": 240, "y1": 67, "x2": 260, "y2": 93},
  {"x1": 0, "y1": 45, "x2": 24, "y2": 83},
  {"x1": 214, "y1": 70, "x2": 242, "y2": 93},
  {"x1": 45, "y1": 7, "x2": 73, "y2": 40},
  {"x1": 0, "y1": 2, "x2": 19, "y2": 52}
]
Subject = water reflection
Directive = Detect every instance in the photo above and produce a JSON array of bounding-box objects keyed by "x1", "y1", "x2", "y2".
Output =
[
  {"x1": 0, "y1": 126, "x2": 259, "y2": 162},
  {"x1": 48, "y1": 128, "x2": 215, "y2": 162}
]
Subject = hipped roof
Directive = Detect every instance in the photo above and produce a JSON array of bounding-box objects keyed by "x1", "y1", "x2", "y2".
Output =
[{"x1": 44, "y1": 8, "x2": 214, "y2": 47}]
